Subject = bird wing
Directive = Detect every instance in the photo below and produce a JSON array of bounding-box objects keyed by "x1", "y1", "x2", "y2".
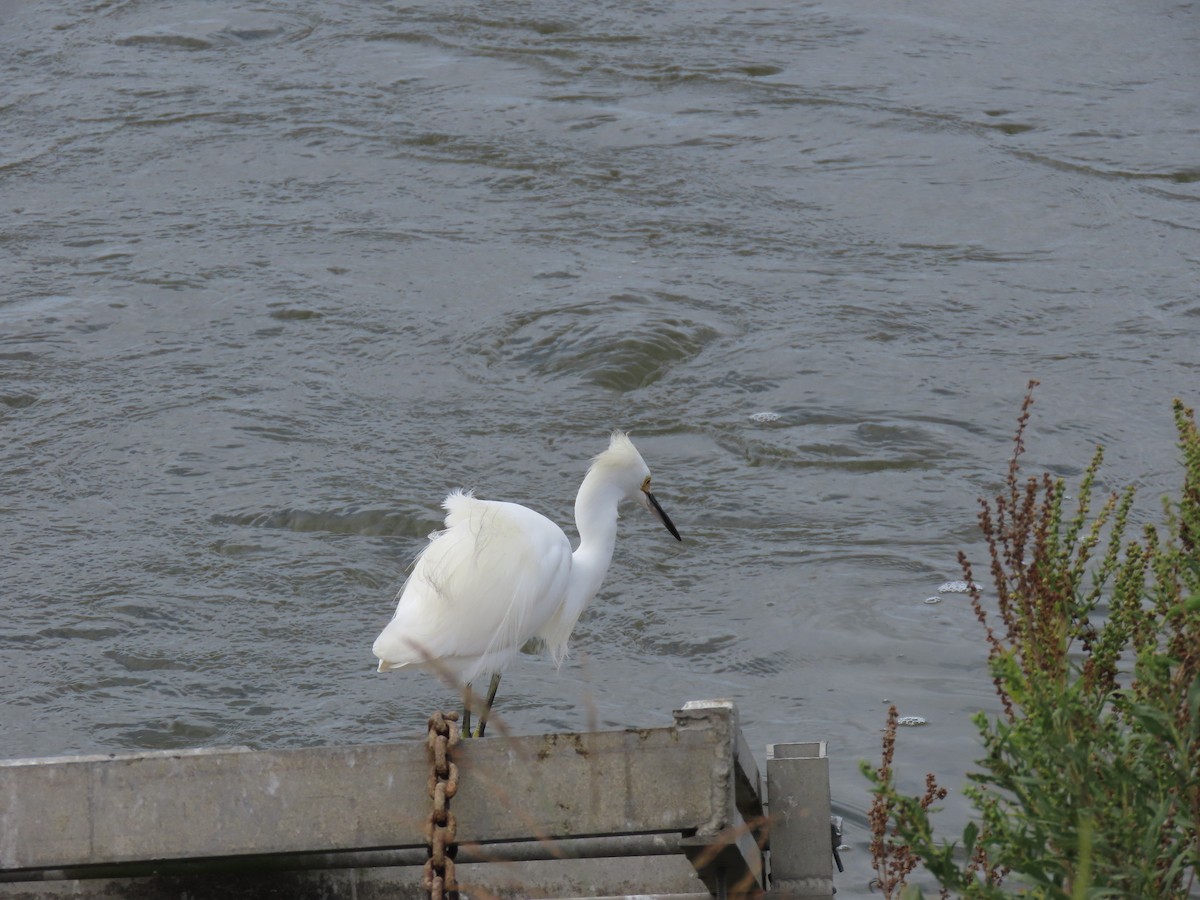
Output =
[{"x1": 372, "y1": 490, "x2": 573, "y2": 683}]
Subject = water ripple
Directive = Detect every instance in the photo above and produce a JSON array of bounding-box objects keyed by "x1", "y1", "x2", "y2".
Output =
[
  {"x1": 212, "y1": 507, "x2": 427, "y2": 538},
  {"x1": 483, "y1": 292, "x2": 727, "y2": 391}
]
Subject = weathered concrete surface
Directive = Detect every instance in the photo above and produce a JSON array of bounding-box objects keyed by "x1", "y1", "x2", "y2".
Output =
[
  {"x1": 0, "y1": 702, "x2": 790, "y2": 898},
  {"x1": 0, "y1": 857, "x2": 710, "y2": 900},
  {"x1": 765, "y1": 741, "x2": 835, "y2": 899},
  {"x1": 1, "y1": 725, "x2": 720, "y2": 872}
]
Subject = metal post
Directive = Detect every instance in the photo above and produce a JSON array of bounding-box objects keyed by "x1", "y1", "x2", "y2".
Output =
[{"x1": 765, "y1": 741, "x2": 834, "y2": 899}]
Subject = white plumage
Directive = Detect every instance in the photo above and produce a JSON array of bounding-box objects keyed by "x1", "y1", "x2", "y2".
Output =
[
  {"x1": 373, "y1": 491, "x2": 573, "y2": 684},
  {"x1": 371, "y1": 432, "x2": 680, "y2": 722}
]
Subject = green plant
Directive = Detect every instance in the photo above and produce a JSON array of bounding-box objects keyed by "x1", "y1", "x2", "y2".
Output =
[{"x1": 862, "y1": 383, "x2": 1200, "y2": 898}]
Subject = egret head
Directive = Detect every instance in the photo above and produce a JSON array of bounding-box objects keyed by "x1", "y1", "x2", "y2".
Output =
[{"x1": 591, "y1": 431, "x2": 681, "y2": 541}]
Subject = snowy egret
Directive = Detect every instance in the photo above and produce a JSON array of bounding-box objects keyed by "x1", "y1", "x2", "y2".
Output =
[{"x1": 372, "y1": 431, "x2": 681, "y2": 736}]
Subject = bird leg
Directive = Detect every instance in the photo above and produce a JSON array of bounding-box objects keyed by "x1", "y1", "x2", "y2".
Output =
[
  {"x1": 461, "y1": 684, "x2": 474, "y2": 739},
  {"x1": 474, "y1": 673, "x2": 503, "y2": 738}
]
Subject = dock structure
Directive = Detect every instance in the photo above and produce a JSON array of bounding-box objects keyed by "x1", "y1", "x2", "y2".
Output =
[{"x1": 0, "y1": 700, "x2": 835, "y2": 899}]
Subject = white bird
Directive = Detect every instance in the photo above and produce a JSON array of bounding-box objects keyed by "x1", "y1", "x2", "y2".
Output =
[{"x1": 372, "y1": 431, "x2": 681, "y2": 736}]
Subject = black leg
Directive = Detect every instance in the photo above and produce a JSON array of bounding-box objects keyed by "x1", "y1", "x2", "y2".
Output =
[
  {"x1": 476, "y1": 673, "x2": 502, "y2": 738},
  {"x1": 461, "y1": 683, "x2": 473, "y2": 739}
]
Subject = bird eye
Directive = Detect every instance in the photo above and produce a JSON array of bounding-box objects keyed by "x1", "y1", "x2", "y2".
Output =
[{"x1": 641, "y1": 476, "x2": 651, "y2": 490}]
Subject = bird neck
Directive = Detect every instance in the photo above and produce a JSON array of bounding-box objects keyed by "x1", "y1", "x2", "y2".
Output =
[{"x1": 569, "y1": 467, "x2": 623, "y2": 599}]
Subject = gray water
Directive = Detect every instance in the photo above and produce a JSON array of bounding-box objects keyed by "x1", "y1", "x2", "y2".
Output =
[{"x1": 2, "y1": 0, "x2": 1198, "y2": 892}]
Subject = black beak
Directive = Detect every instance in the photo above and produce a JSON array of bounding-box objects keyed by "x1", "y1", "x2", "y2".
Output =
[{"x1": 645, "y1": 490, "x2": 682, "y2": 541}]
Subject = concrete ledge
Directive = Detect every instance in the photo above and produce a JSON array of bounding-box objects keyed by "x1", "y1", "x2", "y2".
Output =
[
  {"x1": 0, "y1": 702, "x2": 831, "y2": 899},
  {"x1": 2, "y1": 727, "x2": 722, "y2": 873}
]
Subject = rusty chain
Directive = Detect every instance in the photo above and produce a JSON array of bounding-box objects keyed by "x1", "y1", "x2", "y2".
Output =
[{"x1": 423, "y1": 711, "x2": 460, "y2": 900}]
